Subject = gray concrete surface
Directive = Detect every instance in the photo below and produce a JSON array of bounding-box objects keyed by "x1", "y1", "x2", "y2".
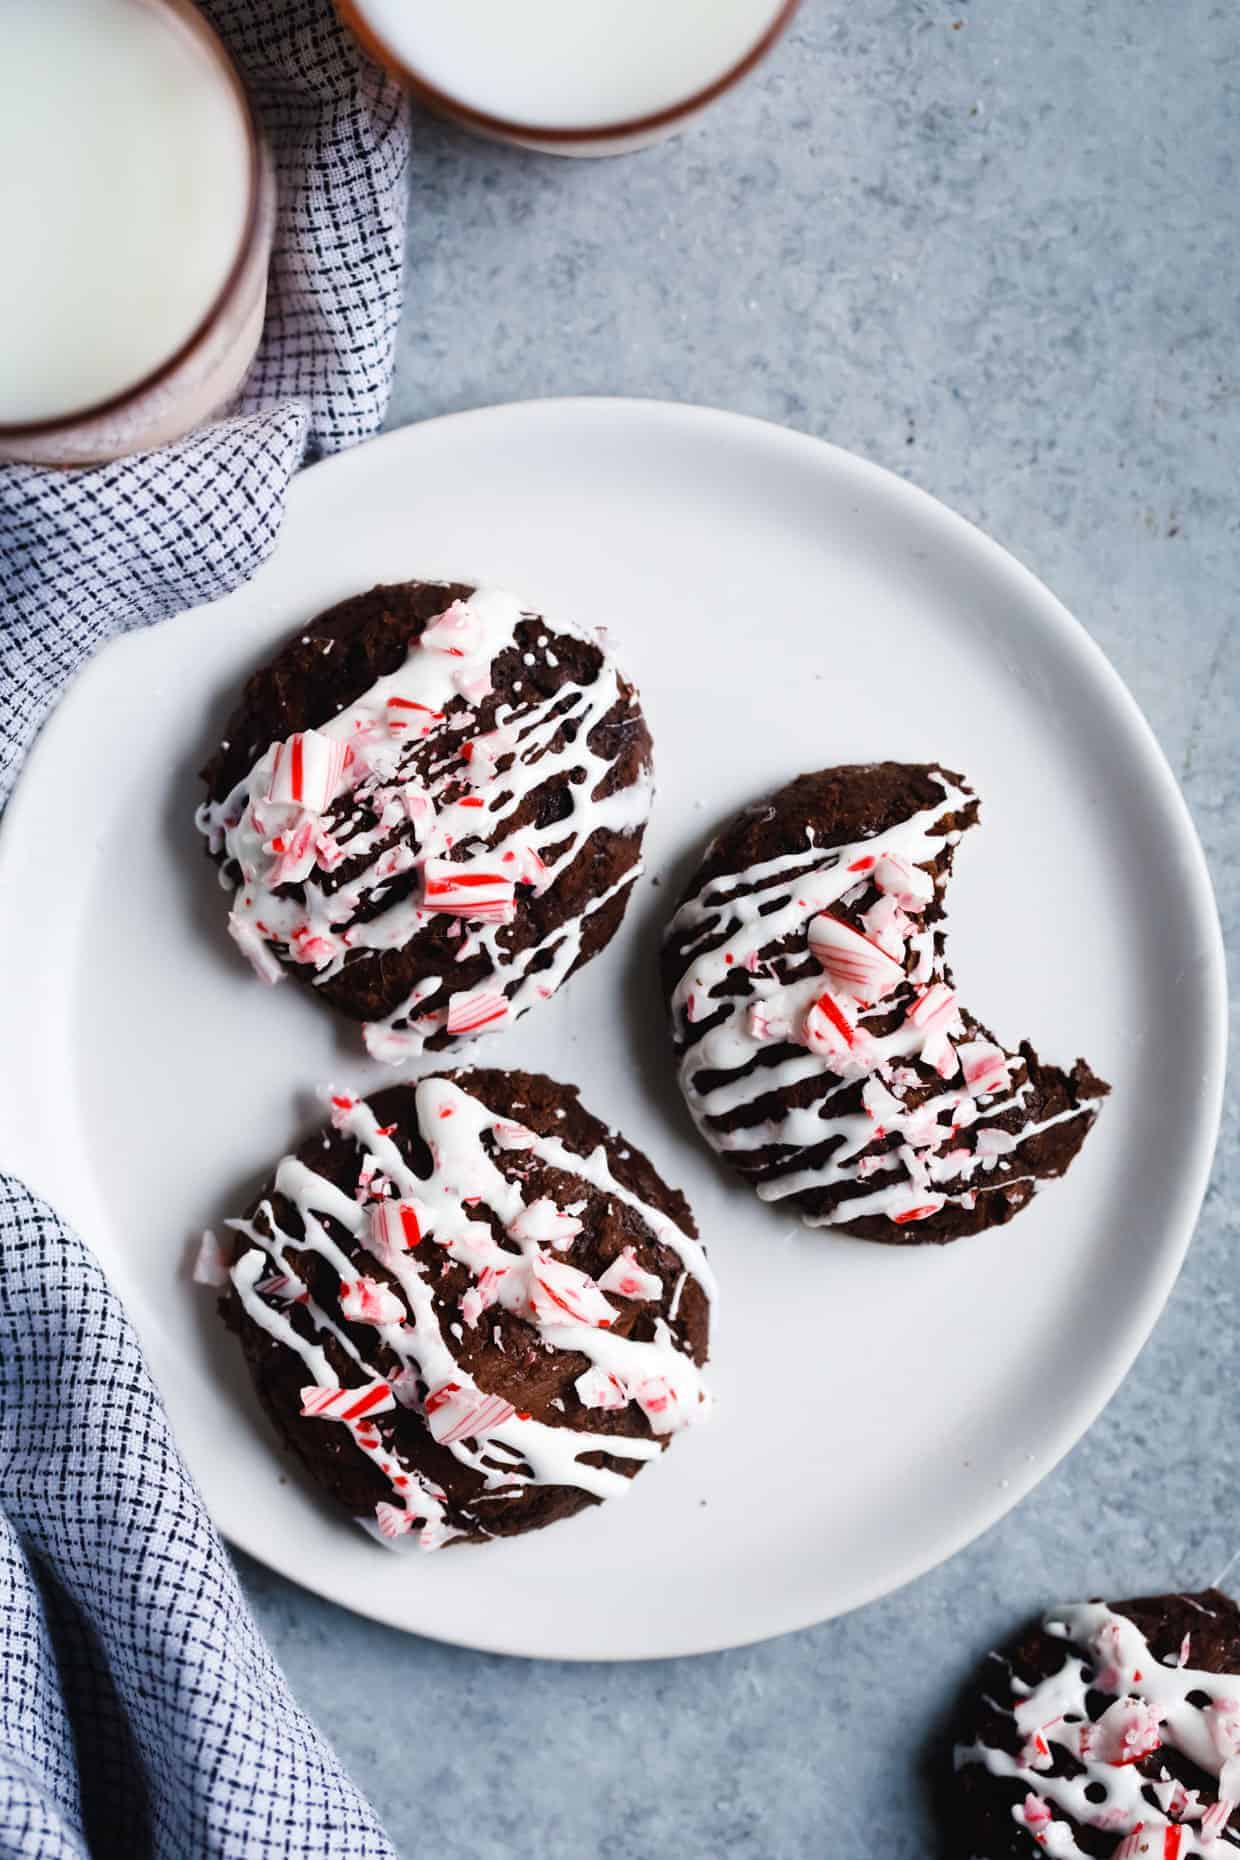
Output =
[{"x1": 235, "y1": 3, "x2": 1239, "y2": 1851}]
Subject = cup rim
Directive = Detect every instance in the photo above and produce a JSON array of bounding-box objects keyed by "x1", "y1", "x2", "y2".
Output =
[
  {"x1": 335, "y1": 0, "x2": 802, "y2": 145},
  {"x1": 0, "y1": 0, "x2": 263, "y2": 444}
]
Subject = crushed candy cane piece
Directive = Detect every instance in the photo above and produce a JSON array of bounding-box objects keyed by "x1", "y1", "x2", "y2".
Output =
[
  {"x1": 807, "y1": 912, "x2": 905, "y2": 1004},
  {"x1": 958, "y1": 1039, "x2": 1011, "y2": 1097},
  {"x1": 384, "y1": 695, "x2": 443, "y2": 736},
  {"x1": 369, "y1": 1198, "x2": 430, "y2": 1255},
  {"x1": 422, "y1": 857, "x2": 516, "y2": 924},
  {"x1": 598, "y1": 1248, "x2": 664, "y2": 1301},
  {"x1": 193, "y1": 1228, "x2": 231, "y2": 1287},
  {"x1": 420, "y1": 599, "x2": 481, "y2": 657},
  {"x1": 523, "y1": 1254, "x2": 617, "y2": 1328},
  {"x1": 861, "y1": 893, "x2": 910, "y2": 960},
  {"x1": 424, "y1": 1382, "x2": 516, "y2": 1445},
  {"x1": 267, "y1": 729, "x2": 349, "y2": 812},
  {"x1": 508, "y1": 1198, "x2": 583, "y2": 1249},
  {"x1": 872, "y1": 850, "x2": 935, "y2": 909},
  {"x1": 300, "y1": 1380, "x2": 394, "y2": 1422},
  {"x1": 374, "y1": 1500, "x2": 414, "y2": 1539},
  {"x1": 632, "y1": 1377, "x2": 686, "y2": 1434},
  {"x1": 445, "y1": 988, "x2": 510, "y2": 1036},
  {"x1": 339, "y1": 1276, "x2": 406, "y2": 1328},
  {"x1": 1084, "y1": 1697, "x2": 1163, "y2": 1766},
  {"x1": 575, "y1": 1365, "x2": 629, "y2": 1411}
]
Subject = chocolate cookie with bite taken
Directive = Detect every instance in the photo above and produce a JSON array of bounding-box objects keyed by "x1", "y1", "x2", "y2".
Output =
[
  {"x1": 197, "y1": 580, "x2": 653, "y2": 1061},
  {"x1": 662, "y1": 762, "x2": 1107, "y2": 1245},
  {"x1": 213, "y1": 1068, "x2": 713, "y2": 1549},
  {"x1": 951, "y1": 1588, "x2": 1240, "y2": 1857}
]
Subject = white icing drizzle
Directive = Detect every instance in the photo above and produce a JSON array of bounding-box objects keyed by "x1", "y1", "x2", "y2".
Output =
[
  {"x1": 197, "y1": 588, "x2": 653, "y2": 1061},
  {"x1": 665, "y1": 770, "x2": 1104, "y2": 1231},
  {"x1": 955, "y1": 1600, "x2": 1240, "y2": 1857},
  {"x1": 227, "y1": 1076, "x2": 712, "y2": 1550}
]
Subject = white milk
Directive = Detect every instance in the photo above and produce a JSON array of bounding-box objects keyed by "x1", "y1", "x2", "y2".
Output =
[
  {"x1": 0, "y1": 0, "x2": 253, "y2": 429},
  {"x1": 355, "y1": 0, "x2": 790, "y2": 131}
]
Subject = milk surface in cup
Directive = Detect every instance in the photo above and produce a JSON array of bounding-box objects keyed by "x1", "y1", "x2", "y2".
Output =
[
  {"x1": 354, "y1": 0, "x2": 790, "y2": 131},
  {"x1": 0, "y1": 0, "x2": 254, "y2": 435}
]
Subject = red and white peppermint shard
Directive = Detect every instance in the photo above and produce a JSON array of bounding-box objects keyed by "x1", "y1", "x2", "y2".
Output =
[
  {"x1": 300, "y1": 1380, "x2": 395, "y2": 1422},
  {"x1": 368, "y1": 1197, "x2": 431, "y2": 1255},
  {"x1": 632, "y1": 1376, "x2": 687, "y2": 1434},
  {"x1": 957, "y1": 1039, "x2": 1011, "y2": 1097},
  {"x1": 1013, "y1": 1794, "x2": 1053, "y2": 1837},
  {"x1": 575, "y1": 1365, "x2": 628, "y2": 1411},
  {"x1": 461, "y1": 726, "x2": 517, "y2": 785},
  {"x1": 1084, "y1": 1697, "x2": 1163, "y2": 1767},
  {"x1": 424, "y1": 1382, "x2": 516, "y2": 1446},
  {"x1": 192, "y1": 1228, "x2": 231, "y2": 1287},
  {"x1": 871, "y1": 851, "x2": 935, "y2": 910},
  {"x1": 420, "y1": 599, "x2": 481, "y2": 657},
  {"x1": 445, "y1": 988, "x2": 510, "y2": 1036},
  {"x1": 598, "y1": 1248, "x2": 664, "y2": 1301},
  {"x1": 339, "y1": 1276, "x2": 406, "y2": 1328},
  {"x1": 266, "y1": 729, "x2": 349, "y2": 812},
  {"x1": 905, "y1": 983, "x2": 961, "y2": 1076},
  {"x1": 385, "y1": 695, "x2": 443, "y2": 736},
  {"x1": 422, "y1": 857, "x2": 516, "y2": 925},
  {"x1": 508, "y1": 1197, "x2": 584, "y2": 1249},
  {"x1": 862, "y1": 893, "x2": 910, "y2": 960},
  {"x1": 802, "y1": 991, "x2": 879, "y2": 1076},
  {"x1": 808, "y1": 912, "x2": 905, "y2": 1004},
  {"x1": 525, "y1": 1254, "x2": 617, "y2": 1328},
  {"x1": 374, "y1": 1500, "x2": 415, "y2": 1540}
]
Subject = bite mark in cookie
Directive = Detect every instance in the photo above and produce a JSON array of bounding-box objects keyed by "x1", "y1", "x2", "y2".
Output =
[{"x1": 662, "y1": 762, "x2": 1108, "y2": 1244}]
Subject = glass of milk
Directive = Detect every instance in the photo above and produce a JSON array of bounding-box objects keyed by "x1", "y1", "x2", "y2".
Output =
[
  {"x1": 337, "y1": 0, "x2": 800, "y2": 156},
  {"x1": 0, "y1": 0, "x2": 274, "y2": 467}
]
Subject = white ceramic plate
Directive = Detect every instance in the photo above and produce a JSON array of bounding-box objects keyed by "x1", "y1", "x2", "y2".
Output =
[{"x1": 0, "y1": 400, "x2": 1225, "y2": 1660}]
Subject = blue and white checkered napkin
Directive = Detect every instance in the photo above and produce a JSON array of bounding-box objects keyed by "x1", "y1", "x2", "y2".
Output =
[{"x1": 0, "y1": 5, "x2": 408, "y2": 1853}]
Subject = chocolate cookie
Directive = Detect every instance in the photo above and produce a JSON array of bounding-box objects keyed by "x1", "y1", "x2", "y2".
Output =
[
  {"x1": 662, "y1": 763, "x2": 1107, "y2": 1244},
  {"x1": 952, "y1": 1589, "x2": 1240, "y2": 1857},
  {"x1": 197, "y1": 581, "x2": 653, "y2": 1060},
  {"x1": 213, "y1": 1068, "x2": 713, "y2": 1549}
]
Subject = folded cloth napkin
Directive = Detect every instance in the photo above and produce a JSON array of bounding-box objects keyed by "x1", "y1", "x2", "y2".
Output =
[{"x1": 0, "y1": 4, "x2": 408, "y2": 1854}]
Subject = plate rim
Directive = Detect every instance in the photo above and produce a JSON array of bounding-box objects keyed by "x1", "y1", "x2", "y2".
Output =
[{"x1": 0, "y1": 396, "x2": 1227, "y2": 1660}]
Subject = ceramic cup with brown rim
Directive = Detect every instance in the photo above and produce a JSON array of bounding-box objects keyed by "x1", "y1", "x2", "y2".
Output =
[
  {"x1": 0, "y1": 0, "x2": 274, "y2": 469},
  {"x1": 336, "y1": 0, "x2": 801, "y2": 157}
]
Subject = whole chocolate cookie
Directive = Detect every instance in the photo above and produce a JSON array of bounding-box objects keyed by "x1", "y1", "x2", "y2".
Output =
[
  {"x1": 197, "y1": 581, "x2": 653, "y2": 1060},
  {"x1": 214, "y1": 1068, "x2": 713, "y2": 1549},
  {"x1": 662, "y1": 762, "x2": 1107, "y2": 1244},
  {"x1": 952, "y1": 1589, "x2": 1240, "y2": 1857}
]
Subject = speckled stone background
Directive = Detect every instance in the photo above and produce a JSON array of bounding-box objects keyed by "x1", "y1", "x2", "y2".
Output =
[{"x1": 234, "y1": 3, "x2": 1238, "y2": 1853}]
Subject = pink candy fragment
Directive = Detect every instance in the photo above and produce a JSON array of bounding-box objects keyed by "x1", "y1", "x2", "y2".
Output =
[
  {"x1": 368, "y1": 1198, "x2": 430, "y2": 1256},
  {"x1": 374, "y1": 1500, "x2": 415, "y2": 1540},
  {"x1": 598, "y1": 1248, "x2": 663, "y2": 1302},
  {"x1": 508, "y1": 1198, "x2": 583, "y2": 1249},
  {"x1": 808, "y1": 912, "x2": 905, "y2": 1004},
  {"x1": 632, "y1": 1377, "x2": 686, "y2": 1435},
  {"x1": 802, "y1": 992, "x2": 879, "y2": 1077},
  {"x1": 300, "y1": 1380, "x2": 395, "y2": 1423},
  {"x1": 445, "y1": 988, "x2": 510, "y2": 1036},
  {"x1": 525, "y1": 1254, "x2": 617, "y2": 1329},
  {"x1": 192, "y1": 1228, "x2": 232, "y2": 1288},
  {"x1": 424, "y1": 1382, "x2": 516, "y2": 1446},
  {"x1": 266, "y1": 729, "x2": 349, "y2": 812},
  {"x1": 420, "y1": 599, "x2": 481, "y2": 657},
  {"x1": 575, "y1": 1365, "x2": 628, "y2": 1411},
  {"x1": 1083, "y1": 1697, "x2": 1163, "y2": 1767},
  {"x1": 871, "y1": 851, "x2": 934, "y2": 910},
  {"x1": 422, "y1": 856, "x2": 517, "y2": 925},
  {"x1": 958, "y1": 1039, "x2": 1011, "y2": 1098},
  {"x1": 339, "y1": 1276, "x2": 406, "y2": 1328}
]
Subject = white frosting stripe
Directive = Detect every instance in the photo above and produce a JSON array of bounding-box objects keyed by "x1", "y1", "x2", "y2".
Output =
[{"x1": 666, "y1": 770, "x2": 1103, "y2": 1232}]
